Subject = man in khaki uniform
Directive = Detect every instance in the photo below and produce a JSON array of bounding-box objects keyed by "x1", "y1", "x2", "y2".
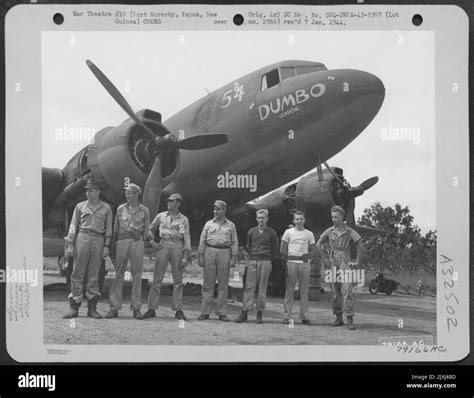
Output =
[
  {"x1": 143, "y1": 193, "x2": 191, "y2": 321},
  {"x1": 317, "y1": 205, "x2": 364, "y2": 330},
  {"x1": 63, "y1": 178, "x2": 113, "y2": 319},
  {"x1": 197, "y1": 200, "x2": 238, "y2": 322},
  {"x1": 106, "y1": 183, "x2": 150, "y2": 320}
]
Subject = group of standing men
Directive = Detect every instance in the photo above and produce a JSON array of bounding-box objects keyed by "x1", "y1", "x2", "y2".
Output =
[{"x1": 63, "y1": 177, "x2": 363, "y2": 330}]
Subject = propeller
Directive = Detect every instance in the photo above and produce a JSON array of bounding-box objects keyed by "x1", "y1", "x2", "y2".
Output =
[
  {"x1": 86, "y1": 60, "x2": 156, "y2": 140},
  {"x1": 347, "y1": 176, "x2": 379, "y2": 198},
  {"x1": 86, "y1": 59, "x2": 229, "y2": 219},
  {"x1": 323, "y1": 159, "x2": 379, "y2": 227}
]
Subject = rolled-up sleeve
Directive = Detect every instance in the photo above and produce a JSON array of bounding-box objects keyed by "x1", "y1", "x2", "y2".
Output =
[
  {"x1": 148, "y1": 214, "x2": 161, "y2": 241},
  {"x1": 65, "y1": 204, "x2": 80, "y2": 243},
  {"x1": 105, "y1": 206, "x2": 113, "y2": 240},
  {"x1": 316, "y1": 229, "x2": 329, "y2": 247},
  {"x1": 198, "y1": 223, "x2": 209, "y2": 255},
  {"x1": 183, "y1": 217, "x2": 191, "y2": 252},
  {"x1": 230, "y1": 222, "x2": 239, "y2": 256},
  {"x1": 351, "y1": 229, "x2": 362, "y2": 244}
]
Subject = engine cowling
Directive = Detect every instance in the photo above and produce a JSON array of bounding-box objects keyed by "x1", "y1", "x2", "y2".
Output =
[{"x1": 87, "y1": 109, "x2": 179, "y2": 207}]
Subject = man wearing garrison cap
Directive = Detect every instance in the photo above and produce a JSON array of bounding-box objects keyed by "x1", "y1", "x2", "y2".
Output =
[
  {"x1": 63, "y1": 177, "x2": 113, "y2": 319},
  {"x1": 105, "y1": 183, "x2": 150, "y2": 320},
  {"x1": 197, "y1": 200, "x2": 239, "y2": 322},
  {"x1": 143, "y1": 193, "x2": 191, "y2": 321}
]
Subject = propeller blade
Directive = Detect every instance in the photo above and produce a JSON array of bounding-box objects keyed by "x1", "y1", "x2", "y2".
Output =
[
  {"x1": 359, "y1": 176, "x2": 379, "y2": 191},
  {"x1": 143, "y1": 156, "x2": 162, "y2": 221},
  {"x1": 85, "y1": 59, "x2": 156, "y2": 140},
  {"x1": 348, "y1": 176, "x2": 379, "y2": 198},
  {"x1": 323, "y1": 161, "x2": 346, "y2": 187},
  {"x1": 176, "y1": 134, "x2": 228, "y2": 150}
]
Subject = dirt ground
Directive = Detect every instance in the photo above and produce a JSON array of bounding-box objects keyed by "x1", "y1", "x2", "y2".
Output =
[{"x1": 44, "y1": 272, "x2": 436, "y2": 346}]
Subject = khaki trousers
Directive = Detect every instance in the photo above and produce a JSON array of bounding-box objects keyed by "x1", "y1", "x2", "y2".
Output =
[
  {"x1": 109, "y1": 238, "x2": 144, "y2": 311},
  {"x1": 201, "y1": 247, "x2": 231, "y2": 316},
  {"x1": 147, "y1": 240, "x2": 185, "y2": 311},
  {"x1": 242, "y1": 260, "x2": 272, "y2": 311},
  {"x1": 70, "y1": 232, "x2": 104, "y2": 302},
  {"x1": 283, "y1": 261, "x2": 310, "y2": 320}
]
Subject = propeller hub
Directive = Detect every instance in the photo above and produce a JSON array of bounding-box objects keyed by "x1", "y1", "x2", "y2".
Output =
[{"x1": 153, "y1": 134, "x2": 178, "y2": 153}]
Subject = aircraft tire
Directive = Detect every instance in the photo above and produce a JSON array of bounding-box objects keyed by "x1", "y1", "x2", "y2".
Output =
[{"x1": 368, "y1": 280, "x2": 379, "y2": 295}]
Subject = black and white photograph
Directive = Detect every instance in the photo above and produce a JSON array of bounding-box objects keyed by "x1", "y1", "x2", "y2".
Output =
[
  {"x1": 3, "y1": 4, "x2": 469, "y2": 364},
  {"x1": 40, "y1": 28, "x2": 437, "y2": 347}
]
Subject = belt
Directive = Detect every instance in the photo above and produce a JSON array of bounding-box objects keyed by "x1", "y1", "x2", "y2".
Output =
[
  {"x1": 160, "y1": 237, "x2": 183, "y2": 243},
  {"x1": 206, "y1": 243, "x2": 231, "y2": 249},
  {"x1": 287, "y1": 255, "x2": 308, "y2": 262},
  {"x1": 117, "y1": 232, "x2": 143, "y2": 241},
  {"x1": 78, "y1": 230, "x2": 104, "y2": 237}
]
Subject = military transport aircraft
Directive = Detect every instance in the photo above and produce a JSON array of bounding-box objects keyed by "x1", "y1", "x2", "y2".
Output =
[{"x1": 42, "y1": 59, "x2": 385, "y2": 289}]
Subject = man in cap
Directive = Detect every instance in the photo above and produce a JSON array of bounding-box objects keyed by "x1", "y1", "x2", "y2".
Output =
[
  {"x1": 235, "y1": 209, "x2": 279, "y2": 324},
  {"x1": 143, "y1": 193, "x2": 191, "y2": 321},
  {"x1": 197, "y1": 200, "x2": 239, "y2": 322},
  {"x1": 105, "y1": 183, "x2": 150, "y2": 320},
  {"x1": 316, "y1": 205, "x2": 364, "y2": 330},
  {"x1": 63, "y1": 178, "x2": 113, "y2": 319}
]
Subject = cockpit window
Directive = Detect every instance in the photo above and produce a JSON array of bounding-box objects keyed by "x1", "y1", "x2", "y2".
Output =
[
  {"x1": 280, "y1": 67, "x2": 296, "y2": 81},
  {"x1": 296, "y1": 65, "x2": 326, "y2": 76},
  {"x1": 261, "y1": 69, "x2": 280, "y2": 91}
]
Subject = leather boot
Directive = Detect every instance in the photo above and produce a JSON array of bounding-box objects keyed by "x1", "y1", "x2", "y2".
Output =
[
  {"x1": 256, "y1": 311, "x2": 263, "y2": 324},
  {"x1": 234, "y1": 310, "x2": 248, "y2": 323},
  {"x1": 347, "y1": 316, "x2": 356, "y2": 330},
  {"x1": 331, "y1": 313, "x2": 344, "y2": 326},
  {"x1": 87, "y1": 297, "x2": 102, "y2": 319},
  {"x1": 63, "y1": 298, "x2": 81, "y2": 319}
]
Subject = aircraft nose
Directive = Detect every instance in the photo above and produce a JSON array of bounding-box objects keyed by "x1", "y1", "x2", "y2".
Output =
[
  {"x1": 306, "y1": 69, "x2": 385, "y2": 160},
  {"x1": 337, "y1": 69, "x2": 385, "y2": 102}
]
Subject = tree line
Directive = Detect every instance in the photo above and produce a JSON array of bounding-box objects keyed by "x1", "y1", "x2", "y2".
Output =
[{"x1": 358, "y1": 202, "x2": 436, "y2": 274}]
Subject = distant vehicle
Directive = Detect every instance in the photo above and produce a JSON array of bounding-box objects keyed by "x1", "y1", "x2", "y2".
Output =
[{"x1": 369, "y1": 272, "x2": 399, "y2": 295}]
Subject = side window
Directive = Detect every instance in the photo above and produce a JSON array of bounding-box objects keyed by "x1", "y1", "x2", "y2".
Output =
[
  {"x1": 280, "y1": 67, "x2": 296, "y2": 81},
  {"x1": 261, "y1": 69, "x2": 280, "y2": 91}
]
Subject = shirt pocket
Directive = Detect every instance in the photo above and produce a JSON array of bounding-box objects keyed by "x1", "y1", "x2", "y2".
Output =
[
  {"x1": 328, "y1": 235, "x2": 338, "y2": 249},
  {"x1": 93, "y1": 212, "x2": 106, "y2": 228},
  {"x1": 80, "y1": 212, "x2": 92, "y2": 225},
  {"x1": 207, "y1": 227, "x2": 217, "y2": 235},
  {"x1": 133, "y1": 212, "x2": 145, "y2": 226},
  {"x1": 121, "y1": 211, "x2": 129, "y2": 221}
]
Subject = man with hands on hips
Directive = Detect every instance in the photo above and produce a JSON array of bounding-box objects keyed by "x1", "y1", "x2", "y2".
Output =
[{"x1": 143, "y1": 193, "x2": 191, "y2": 321}]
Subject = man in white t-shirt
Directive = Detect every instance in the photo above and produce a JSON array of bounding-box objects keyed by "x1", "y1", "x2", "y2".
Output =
[{"x1": 280, "y1": 210, "x2": 316, "y2": 325}]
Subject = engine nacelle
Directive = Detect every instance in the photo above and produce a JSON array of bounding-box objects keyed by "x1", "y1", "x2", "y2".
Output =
[
  {"x1": 86, "y1": 109, "x2": 179, "y2": 207},
  {"x1": 229, "y1": 167, "x2": 349, "y2": 237}
]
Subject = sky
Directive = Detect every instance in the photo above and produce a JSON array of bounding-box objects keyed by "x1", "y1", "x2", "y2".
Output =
[{"x1": 41, "y1": 30, "x2": 435, "y2": 232}]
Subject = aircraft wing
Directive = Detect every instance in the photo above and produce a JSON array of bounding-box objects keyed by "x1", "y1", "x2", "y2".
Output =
[{"x1": 354, "y1": 224, "x2": 387, "y2": 238}]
